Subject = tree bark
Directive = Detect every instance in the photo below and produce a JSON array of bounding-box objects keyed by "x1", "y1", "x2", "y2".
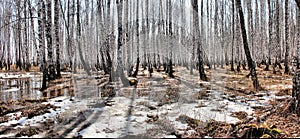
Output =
[
  {"x1": 284, "y1": 0, "x2": 290, "y2": 74},
  {"x1": 293, "y1": 0, "x2": 300, "y2": 115},
  {"x1": 295, "y1": 0, "x2": 300, "y2": 68},
  {"x1": 116, "y1": 0, "x2": 129, "y2": 87},
  {"x1": 247, "y1": 0, "x2": 254, "y2": 64},
  {"x1": 265, "y1": 0, "x2": 272, "y2": 71},
  {"x1": 46, "y1": 0, "x2": 56, "y2": 80},
  {"x1": 192, "y1": 0, "x2": 207, "y2": 81},
  {"x1": 231, "y1": 0, "x2": 235, "y2": 71},
  {"x1": 38, "y1": 0, "x2": 48, "y2": 91},
  {"x1": 23, "y1": 0, "x2": 30, "y2": 71},
  {"x1": 236, "y1": 0, "x2": 262, "y2": 91},
  {"x1": 291, "y1": 57, "x2": 299, "y2": 113},
  {"x1": 273, "y1": 0, "x2": 282, "y2": 73},
  {"x1": 167, "y1": 0, "x2": 175, "y2": 78},
  {"x1": 132, "y1": 0, "x2": 140, "y2": 78},
  {"x1": 5, "y1": 8, "x2": 11, "y2": 71},
  {"x1": 54, "y1": 0, "x2": 61, "y2": 78}
]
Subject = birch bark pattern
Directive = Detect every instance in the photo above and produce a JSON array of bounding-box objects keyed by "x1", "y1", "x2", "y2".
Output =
[
  {"x1": 38, "y1": 0, "x2": 47, "y2": 91},
  {"x1": 54, "y1": 0, "x2": 61, "y2": 78},
  {"x1": 116, "y1": 0, "x2": 130, "y2": 86},
  {"x1": 192, "y1": 0, "x2": 207, "y2": 81},
  {"x1": 46, "y1": 0, "x2": 55, "y2": 80}
]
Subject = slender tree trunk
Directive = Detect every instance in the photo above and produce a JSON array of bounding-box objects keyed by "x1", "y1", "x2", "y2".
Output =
[
  {"x1": 5, "y1": 9, "x2": 11, "y2": 71},
  {"x1": 76, "y1": 0, "x2": 91, "y2": 76},
  {"x1": 167, "y1": 0, "x2": 175, "y2": 78},
  {"x1": 54, "y1": 0, "x2": 61, "y2": 78},
  {"x1": 247, "y1": 0, "x2": 254, "y2": 65},
  {"x1": 116, "y1": 0, "x2": 129, "y2": 86},
  {"x1": 284, "y1": 0, "x2": 290, "y2": 74},
  {"x1": 236, "y1": 0, "x2": 262, "y2": 91},
  {"x1": 231, "y1": 0, "x2": 235, "y2": 71},
  {"x1": 213, "y1": 0, "x2": 218, "y2": 69},
  {"x1": 296, "y1": 0, "x2": 300, "y2": 68},
  {"x1": 132, "y1": 0, "x2": 140, "y2": 78},
  {"x1": 192, "y1": 0, "x2": 207, "y2": 81},
  {"x1": 46, "y1": 0, "x2": 56, "y2": 80},
  {"x1": 260, "y1": 0, "x2": 266, "y2": 68},
  {"x1": 291, "y1": 0, "x2": 300, "y2": 114},
  {"x1": 255, "y1": 0, "x2": 260, "y2": 64},
  {"x1": 291, "y1": 57, "x2": 299, "y2": 114},
  {"x1": 265, "y1": 0, "x2": 272, "y2": 71},
  {"x1": 23, "y1": 0, "x2": 30, "y2": 71},
  {"x1": 220, "y1": 0, "x2": 225, "y2": 68},
  {"x1": 126, "y1": 0, "x2": 131, "y2": 75},
  {"x1": 17, "y1": 0, "x2": 22, "y2": 70},
  {"x1": 38, "y1": 0, "x2": 48, "y2": 91},
  {"x1": 273, "y1": 0, "x2": 282, "y2": 73}
]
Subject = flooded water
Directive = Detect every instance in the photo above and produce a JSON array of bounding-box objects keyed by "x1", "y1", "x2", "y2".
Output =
[
  {"x1": 0, "y1": 69, "x2": 293, "y2": 138},
  {"x1": 0, "y1": 73, "x2": 42, "y2": 101},
  {"x1": 0, "y1": 72, "x2": 77, "y2": 101}
]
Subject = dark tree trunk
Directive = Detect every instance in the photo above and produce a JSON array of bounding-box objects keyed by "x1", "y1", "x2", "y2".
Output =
[
  {"x1": 54, "y1": 0, "x2": 61, "y2": 78},
  {"x1": 284, "y1": 0, "x2": 290, "y2": 74},
  {"x1": 296, "y1": 0, "x2": 300, "y2": 9},
  {"x1": 167, "y1": 0, "x2": 175, "y2": 78},
  {"x1": 192, "y1": 0, "x2": 207, "y2": 81},
  {"x1": 132, "y1": 57, "x2": 140, "y2": 78},
  {"x1": 231, "y1": 0, "x2": 235, "y2": 71},
  {"x1": 292, "y1": 0, "x2": 300, "y2": 114},
  {"x1": 17, "y1": 0, "x2": 22, "y2": 71},
  {"x1": 291, "y1": 57, "x2": 299, "y2": 114},
  {"x1": 236, "y1": 0, "x2": 262, "y2": 91},
  {"x1": 23, "y1": 0, "x2": 30, "y2": 71},
  {"x1": 46, "y1": 0, "x2": 56, "y2": 80}
]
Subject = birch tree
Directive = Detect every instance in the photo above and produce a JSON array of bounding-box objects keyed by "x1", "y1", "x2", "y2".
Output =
[
  {"x1": 23, "y1": 0, "x2": 30, "y2": 71},
  {"x1": 284, "y1": 0, "x2": 290, "y2": 74},
  {"x1": 291, "y1": 0, "x2": 300, "y2": 114},
  {"x1": 116, "y1": 0, "x2": 129, "y2": 86},
  {"x1": 54, "y1": 0, "x2": 61, "y2": 78},
  {"x1": 16, "y1": 0, "x2": 22, "y2": 70},
  {"x1": 231, "y1": 0, "x2": 235, "y2": 71},
  {"x1": 46, "y1": 0, "x2": 55, "y2": 80},
  {"x1": 236, "y1": 0, "x2": 262, "y2": 91},
  {"x1": 76, "y1": 0, "x2": 91, "y2": 76},
  {"x1": 38, "y1": 0, "x2": 47, "y2": 91},
  {"x1": 192, "y1": 0, "x2": 207, "y2": 81},
  {"x1": 265, "y1": 0, "x2": 272, "y2": 71},
  {"x1": 132, "y1": 0, "x2": 140, "y2": 78}
]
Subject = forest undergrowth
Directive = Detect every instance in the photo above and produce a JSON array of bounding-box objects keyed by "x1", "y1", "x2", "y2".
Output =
[
  {"x1": 173, "y1": 65, "x2": 299, "y2": 138},
  {"x1": 0, "y1": 64, "x2": 299, "y2": 138}
]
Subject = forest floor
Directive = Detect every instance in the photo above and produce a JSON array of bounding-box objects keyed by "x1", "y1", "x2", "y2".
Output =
[{"x1": 0, "y1": 64, "x2": 299, "y2": 138}]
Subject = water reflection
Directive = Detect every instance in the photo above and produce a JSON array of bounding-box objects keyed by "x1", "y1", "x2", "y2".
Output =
[
  {"x1": 0, "y1": 73, "x2": 48, "y2": 101},
  {"x1": 0, "y1": 72, "x2": 107, "y2": 102}
]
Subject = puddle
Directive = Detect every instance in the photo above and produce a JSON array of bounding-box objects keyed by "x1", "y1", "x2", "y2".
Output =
[{"x1": 0, "y1": 71, "x2": 292, "y2": 138}]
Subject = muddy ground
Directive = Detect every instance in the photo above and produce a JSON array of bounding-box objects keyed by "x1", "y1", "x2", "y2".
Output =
[{"x1": 0, "y1": 65, "x2": 299, "y2": 138}]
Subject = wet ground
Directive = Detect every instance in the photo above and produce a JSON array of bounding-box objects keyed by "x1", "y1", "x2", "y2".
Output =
[{"x1": 0, "y1": 66, "x2": 299, "y2": 138}]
